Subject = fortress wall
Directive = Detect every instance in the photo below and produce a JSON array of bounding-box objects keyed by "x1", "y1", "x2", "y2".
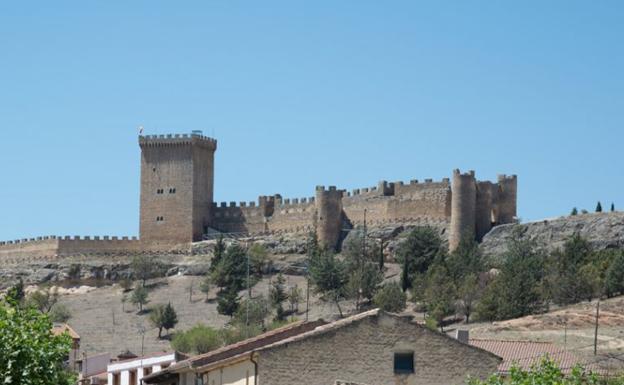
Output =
[
  {"x1": 267, "y1": 199, "x2": 316, "y2": 233},
  {"x1": 343, "y1": 179, "x2": 452, "y2": 225},
  {"x1": 212, "y1": 202, "x2": 267, "y2": 234},
  {"x1": 0, "y1": 238, "x2": 60, "y2": 259},
  {"x1": 0, "y1": 237, "x2": 187, "y2": 263}
]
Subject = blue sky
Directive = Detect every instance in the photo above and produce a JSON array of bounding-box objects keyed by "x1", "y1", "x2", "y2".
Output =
[{"x1": 0, "y1": 1, "x2": 622, "y2": 240}]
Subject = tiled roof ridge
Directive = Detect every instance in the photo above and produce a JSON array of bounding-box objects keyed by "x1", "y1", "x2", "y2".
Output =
[{"x1": 470, "y1": 338, "x2": 555, "y2": 344}]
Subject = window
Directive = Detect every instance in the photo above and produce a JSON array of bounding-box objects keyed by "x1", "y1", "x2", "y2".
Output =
[
  {"x1": 156, "y1": 216, "x2": 164, "y2": 222},
  {"x1": 169, "y1": 188, "x2": 176, "y2": 194},
  {"x1": 143, "y1": 367, "x2": 152, "y2": 376},
  {"x1": 112, "y1": 373, "x2": 121, "y2": 385},
  {"x1": 394, "y1": 352, "x2": 414, "y2": 374},
  {"x1": 156, "y1": 189, "x2": 164, "y2": 194}
]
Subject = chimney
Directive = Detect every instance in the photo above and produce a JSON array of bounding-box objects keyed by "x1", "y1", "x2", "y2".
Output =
[{"x1": 456, "y1": 329, "x2": 469, "y2": 344}]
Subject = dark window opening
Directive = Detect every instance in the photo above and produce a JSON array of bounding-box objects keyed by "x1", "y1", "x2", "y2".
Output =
[
  {"x1": 143, "y1": 367, "x2": 152, "y2": 376},
  {"x1": 169, "y1": 188, "x2": 176, "y2": 194},
  {"x1": 157, "y1": 189, "x2": 165, "y2": 194},
  {"x1": 156, "y1": 216, "x2": 164, "y2": 222},
  {"x1": 394, "y1": 352, "x2": 414, "y2": 374}
]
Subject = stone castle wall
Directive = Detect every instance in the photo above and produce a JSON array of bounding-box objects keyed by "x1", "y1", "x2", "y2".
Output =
[{"x1": 0, "y1": 236, "x2": 186, "y2": 263}]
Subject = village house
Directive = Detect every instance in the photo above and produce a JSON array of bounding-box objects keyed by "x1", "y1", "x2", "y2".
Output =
[
  {"x1": 143, "y1": 309, "x2": 501, "y2": 385},
  {"x1": 107, "y1": 351, "x2": 186, "y2": 385},
  {"x1": 52, "y1": 323, "x2": 81, "y2": 371}
]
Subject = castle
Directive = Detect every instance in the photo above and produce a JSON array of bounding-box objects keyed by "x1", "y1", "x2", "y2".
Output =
[{"x1": 0, "y1": 132, "x2": 517, "y2": 260}]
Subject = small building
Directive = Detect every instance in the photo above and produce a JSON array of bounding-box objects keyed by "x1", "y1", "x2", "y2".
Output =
[
  {"x1": 52, "y1": 323, "x2": 81, "y2": 370},
  {"x1": 144, "y1": 309, "x2": 501, "y2": 385},
  {"x1": 107, "y1": 351, "x2": 185, "y2": 385},
  {"x1": 77, "y1": 352, "x2": 111, "y2": 385}
]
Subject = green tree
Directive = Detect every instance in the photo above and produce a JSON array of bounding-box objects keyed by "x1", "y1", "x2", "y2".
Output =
[
  {"x1": 199, "y1": 274, "x2": 211, "y2": 300},
  {"x1": 248, "y1": 243, "x2": 270, "y2": 276},
  {"x1": 269, "y1": 273, "x2": 288, "y2": 321},
  {"x1": 217, "y1": 288, "x2": 240, "y2": 317},
  {"x1": 346, "y1": 262, "x2": 383, "y2": 309},
  {"x1": 343, "y1": 231, "x2": 384, "y2": 308},
  {"x1": 467, "y1": 358, "x2": 600, "y2": 385},
  {"x1": 395, "y1": 227, "x2": 444, "y2": 290},
  {"x1": 287, "y1": 285, "x2": 303, "y2": 316},
  {"x1": 423, "y1": 264, "x2": 456, "y2": 331},
  {"x1": 130, "y1": 285, "x2": 149, "y2": 312},
  {"x1": 457, "y1": 273, "x2": 480, "y2": 323},
  {"x1": 446, "y1": 237, "x2": 484, "y2": 281},
  {"x1": 209, "y1": 234, "x2": 226, "y2": 274},
  {"x1": 596, "y1": 201, "x2": 602, "y2": 212},
  {"x1": 611, "y1": 202, "x2": 615, "y2": 212},
  {"x1": 6, "y1": 278, "x2": 25, "y2": 306},
  {"x1": 478, "y1": 230, "x2": 545, "y2": 321},
  {"x1": 211, "y1": 244, "x2": 248, "y2": 293},
  {"x1": 373, "y1": 281, "x2": 407, "y2": 313},
  {"x1": 549, "y1": 235, "x2": 593, "y2": 305},
  {"x1": 308, "y1": 249, "x2": 348, "y2": 317},
  {"x1": 150, "y1": 303, "x2": 178, "y2": 339},
  {"x1": 131, "y1": 255, "x2": 154, "y2": 287},
  {"x1": 26, "y1": 287, "x2": 59, "y2": 313},
  {"x1": 604, "y1": 252, "x2": 624, "y2": 297},
  {"x1": 0, "y1": 303, "x2": 75, "y2": 385},
  {"x1": 171, "y1": 324, "x2": 222, "y2": 354},
  {"x1": 232, "y1": 296, "x2": 269, "y2": 329},
  {"x1": 571, "y1": 207, "x2": 578, "y2": 216},
  {"x1": 49, "y1": 304, "x2": 72, "y2": 323}
]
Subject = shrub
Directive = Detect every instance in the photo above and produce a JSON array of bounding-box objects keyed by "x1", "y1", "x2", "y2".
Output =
[{"x1": 373, "y1": 282, "x2": 406, "y2": 313}]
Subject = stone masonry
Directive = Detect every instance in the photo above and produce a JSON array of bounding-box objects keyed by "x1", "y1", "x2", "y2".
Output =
[
  {"x1": 0, "y1": 132, "x2": 517, "y2": 259},
  {"x1": 256, "y1": 310, "x2": 501, "y2": 385}
]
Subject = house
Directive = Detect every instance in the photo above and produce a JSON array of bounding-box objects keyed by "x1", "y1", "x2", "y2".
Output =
[
  {"x1": 469, "y1": 338, "x2": 603, "y2": 376},
  {"x1": 77, "y1": 352, "x2": 111, "y2": 385},
  {"x1": 107, "y1": 351, "x2": 185, "y2": 385},
  {"x1": 52, "y1": 323, "x2": 81, "y2": 370},
  {"x1": 143, "y1": 309, "x2": 501, "y2": 385}
]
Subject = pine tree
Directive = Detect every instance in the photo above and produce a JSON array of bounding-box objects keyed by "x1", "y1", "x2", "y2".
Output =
[
  {"x1": 209, "y1": 234, "x2": 226, "y2": 273},
  {"x1": 149, "y1": 303, "x2": 178, "y2": 338},
  {"x1": 596, "y1": 201, "x2": 602, "y2": 212},
  {"x1": 611, "y1": 202, "x2": 615, "y2": 212},
  {"x1": 269, "y1": 273, "x2": 288, "y2": 321},
  {"x1": 570, "y1": 207, "x2": 578, "y2": 216},
  {"x1": 217, "y1": 288, "x2": 239, "y2": 317},
  {"x1": 130, "y1": 285, "x2": 149, "y2": 312}
]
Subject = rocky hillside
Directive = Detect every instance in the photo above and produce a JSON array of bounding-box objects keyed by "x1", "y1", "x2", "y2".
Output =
[{"x1": 480, "y1": 212, "x2": 624, "y2": 258}]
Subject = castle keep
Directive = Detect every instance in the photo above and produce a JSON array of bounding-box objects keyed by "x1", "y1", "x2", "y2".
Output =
[
  {"x1": 138, "y1": 133, "x2": 517, "y2": 250},
  {"x1": 0, "y1": 132, "x2": 517, "y2": 259}
]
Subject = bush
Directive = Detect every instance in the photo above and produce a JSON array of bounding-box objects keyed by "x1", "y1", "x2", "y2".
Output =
[
  {"x1": 49, "y1": 304, "x2": 72, "y2": 323},
  {"x1": 467, "y1": 358, "x2": 599, "y2": 385},
  {"x1": 395, "y1": 227, "x2": 445, "y2": 290},
  {"x1": 373, "y1": 282, "x2": 406, "y2": 313},
  {"x1": 171, "y1": 324, "x2": 222, "y2": 354}
]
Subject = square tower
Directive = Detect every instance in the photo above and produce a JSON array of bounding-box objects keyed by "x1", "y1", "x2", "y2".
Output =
[{"x1": 139, "y1": 133, "x2": 217, "y2": 243}]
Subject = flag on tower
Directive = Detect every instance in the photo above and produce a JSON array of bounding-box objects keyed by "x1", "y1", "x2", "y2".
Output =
[{"x1": 138, "y1": 125, "x2": 144, "y2": 134}]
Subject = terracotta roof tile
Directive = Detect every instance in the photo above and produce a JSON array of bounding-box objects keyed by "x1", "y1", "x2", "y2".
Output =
[{"x1": 470, "y1": 339, "x2": 603, "y2": 375}]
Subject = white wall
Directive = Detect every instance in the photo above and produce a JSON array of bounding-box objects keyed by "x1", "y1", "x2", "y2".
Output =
[{"x1": 202, "y1": 360, "x2": 255, "y2": 385}]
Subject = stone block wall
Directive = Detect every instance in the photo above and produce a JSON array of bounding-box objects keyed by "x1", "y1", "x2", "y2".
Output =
[{"x1": 257, "y1": 313, "x2": 500, "y2": 385}]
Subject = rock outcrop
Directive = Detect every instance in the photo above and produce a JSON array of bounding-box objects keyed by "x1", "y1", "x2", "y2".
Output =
[{"x1": 481, "y1": 212, "x2": 624, "y2": 258}]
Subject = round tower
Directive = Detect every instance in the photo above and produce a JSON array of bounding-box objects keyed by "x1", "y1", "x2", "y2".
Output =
[
  {"x1": 475, "y1": 181, "x2": 495, "y2": 241},
  {"x1": 449, "y1": 169, "x2": 477, "y2": 252},
  {"x1": 315, "y1": 186, "x2": 344, "y2": 251},
  {"x1": 497, "y1": 174, "x2": 518, "y2": 224}
]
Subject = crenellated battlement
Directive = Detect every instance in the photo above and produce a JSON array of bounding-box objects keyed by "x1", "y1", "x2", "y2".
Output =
[{"x1": 138, "y1": 133, "x2": 217, "y2": 150}]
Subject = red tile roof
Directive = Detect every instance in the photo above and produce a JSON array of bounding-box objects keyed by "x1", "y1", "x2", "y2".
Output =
[
  {"x1": 470, "y1": 339, "x2": 602, "y2": 375},
  {"x1": 51, "y1": 323, "x2": 80, "y2": 340}
]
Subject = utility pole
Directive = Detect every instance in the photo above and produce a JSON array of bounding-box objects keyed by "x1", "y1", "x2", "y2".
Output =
[{"x1": 594, "y1": 300, "x2": 600, "y2": 355}]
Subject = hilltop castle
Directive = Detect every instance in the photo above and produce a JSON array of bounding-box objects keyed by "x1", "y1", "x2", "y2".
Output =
[{"x1": 0, "y1": 132, "x2": 517, "y2": 259}]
